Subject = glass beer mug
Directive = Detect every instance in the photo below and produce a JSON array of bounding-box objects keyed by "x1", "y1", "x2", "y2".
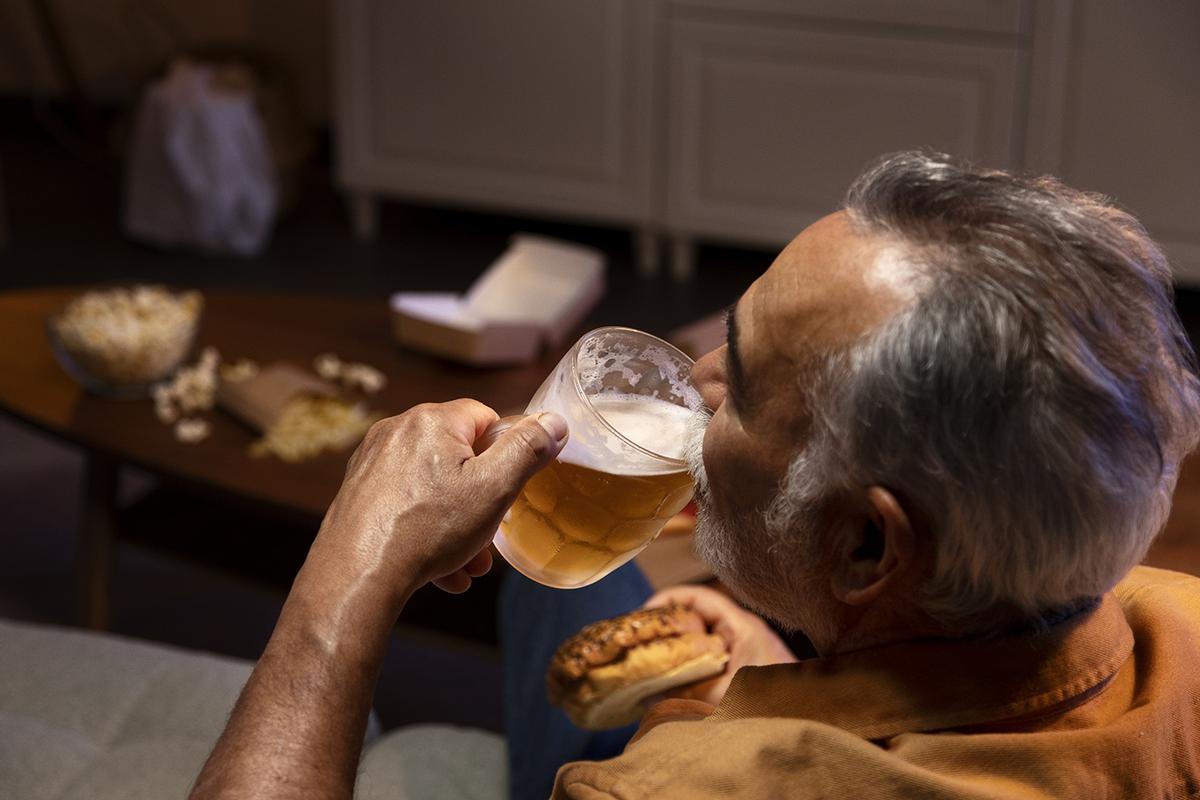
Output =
[{"x1": 478, "y1": 327, "x2": 701, "y2": 589}]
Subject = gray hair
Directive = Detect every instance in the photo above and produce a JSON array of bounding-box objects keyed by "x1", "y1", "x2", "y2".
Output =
[{"x1": 770, "y1": 151, "x2": 1200, "y2": 630}]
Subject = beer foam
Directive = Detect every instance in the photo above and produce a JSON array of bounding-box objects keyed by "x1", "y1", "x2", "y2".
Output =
[{"x1": 581, "y1": 393, "x2": 692, "y2": 464}]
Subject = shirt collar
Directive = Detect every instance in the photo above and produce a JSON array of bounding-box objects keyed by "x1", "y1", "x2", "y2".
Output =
[{"x1": 710, "y1": 593, "x2": 1133, "y2": 740}]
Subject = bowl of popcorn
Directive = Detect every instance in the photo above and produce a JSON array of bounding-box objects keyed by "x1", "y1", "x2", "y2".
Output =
[{"x1": 47, "y1": 285, "x2": 203, "y2": 397}]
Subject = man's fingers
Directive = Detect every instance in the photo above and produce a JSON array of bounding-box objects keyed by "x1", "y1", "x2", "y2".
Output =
[
  {"x1": 468, "y1": 413, "x2": 568, "y2": 497},
  {"x1": 645, "y1": 585, "x2": 731, "y2": 618},
  {"x1": 463, "y1": 548, "x2": 493, "y2": 578},
  {"x1": 441, "y1": 398, "x2": 502, "y2": 442},
  {"x1": 433, "y1": 570, "x2": 472, "y2": 594},
  {"x1": 644, "y1": 586, "x2": 702, "y2": 609},
  {"x1": 645, "y1": 585, "x2": 749, "y2": 646},
  {"x1": 431, "y1": 549, "x2": 491, "y2": 594}
]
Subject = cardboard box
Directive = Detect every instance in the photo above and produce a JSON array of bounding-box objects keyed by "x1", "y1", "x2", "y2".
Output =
[
  {"x1": 217, "y1": 362, "x2": 338, "y2": 431},
  {"x1": 390, "y1": 235, "x2": 606, "y2": 366},
  {"x1": 670, "y1": 310, "x2": 727, "y2": 359}
]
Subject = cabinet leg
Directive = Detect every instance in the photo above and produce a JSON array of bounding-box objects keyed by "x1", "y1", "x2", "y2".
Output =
[
  {"x1": 349, "y1": 192, "x2": 379, "y2": 241},
  {"x1": 77, "y1": 454, "x2": 118, "y2": 630},
  {"x1": 0, "y1": 159, "x2": 8, "y2": 248},
  {"x1": 633, "y1": 229, "x2": 661, "y2": 278},
  {"x1": 670, "y1": 236, "x2": 696, "y2": 283}
]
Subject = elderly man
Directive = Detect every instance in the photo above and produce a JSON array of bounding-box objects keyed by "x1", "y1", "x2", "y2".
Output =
[{"x1": 189, "y1": 152, "x2": 1200, "y2": 799}]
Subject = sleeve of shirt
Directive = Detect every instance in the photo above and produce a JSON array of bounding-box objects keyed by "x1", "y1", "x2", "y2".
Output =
[
  {"x1": 550, "y1": 699, "x2": 717, "y2": 798},
  {"x1": 628, "y1": 698, "x2": 716, "y2": 745},
  {"x1": 551, "y1": 762, "x2": 621, "y2": 799},
  {"x1": 552, "y1": 777, "x2": 616, "y2": 799}
]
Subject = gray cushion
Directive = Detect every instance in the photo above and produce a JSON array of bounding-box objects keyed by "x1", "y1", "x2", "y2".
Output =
[
  {"x1": 0, "y1": 618, "x2": 253, "y2": 800},
  {"x1": 0, "y1": 617, "x2": 454, "y2": 800},
  {"x1": 357, "y1": 725, "x2": 506, "y2": 800}
]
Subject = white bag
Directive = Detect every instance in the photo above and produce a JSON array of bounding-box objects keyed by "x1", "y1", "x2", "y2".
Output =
[{"x1": 124, "y1": 61, "x2": 278, "y2": 256}]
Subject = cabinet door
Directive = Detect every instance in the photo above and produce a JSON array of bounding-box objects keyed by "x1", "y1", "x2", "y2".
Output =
[
  {"x1": 336, "y1": 0, "x2": 652, "y2": 224},
  {"x1": 665, "y1": 18, "x2": 1022, "y2": 246},
  {"x1": 1025, "y1": 0, "x2": 1200, "y2": 284}
]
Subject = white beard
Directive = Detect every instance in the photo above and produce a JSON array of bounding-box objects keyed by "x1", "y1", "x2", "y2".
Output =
[
  {"x1": 683, "y1": 409, "x2": 711, "y2": 502},
  {"x1": 682, "y1": 408, "x2": 839, "y2": 650}
]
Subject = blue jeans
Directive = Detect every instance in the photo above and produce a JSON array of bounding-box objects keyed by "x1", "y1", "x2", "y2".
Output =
[{"x1": 500, "y1": 563, "x2": 653, "y2": 800}]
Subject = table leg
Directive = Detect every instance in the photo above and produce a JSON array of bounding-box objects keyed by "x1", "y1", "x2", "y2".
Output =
[
  {"x1": 349, "y1": 192, "x2": 380, "y2": 241},
  {"x1": 77, "y1": 454, "x2": 118, "y2": 630},
  {"x1": 670, "y1": 236, "x2": 696, "y2": 283},
  {"x1": 0, "y1": 157, "x2": 8, "y2": 248},
  {"x1": 633, "y1": 228, "x2": 661, "y2": 278}
]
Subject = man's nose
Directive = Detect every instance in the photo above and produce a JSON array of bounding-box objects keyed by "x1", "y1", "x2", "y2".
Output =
[{"x1": 691, "y1": 346, "x2": 728, "y2": 411}]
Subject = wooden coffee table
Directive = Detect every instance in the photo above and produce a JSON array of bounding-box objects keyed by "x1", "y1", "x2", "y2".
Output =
[
  {"x1": 0, "y1": 286, "x2": 565, "y2": 628},
  {"x1": 6, "y1": 286, "x2": 1197, "y2": 633}
]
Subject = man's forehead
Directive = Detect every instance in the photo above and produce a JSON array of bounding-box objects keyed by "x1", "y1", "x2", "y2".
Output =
[{"x1": 744, "y1": 211, "x2": 909, "y2": 369}]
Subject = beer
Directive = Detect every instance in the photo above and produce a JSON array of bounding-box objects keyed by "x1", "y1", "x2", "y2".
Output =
[
  {"x1": 479, "y1": 325, "x2": 701, "y2": 589},
  {"x1": 495, "y1": 395, "x2": 695, "y2": 589}
]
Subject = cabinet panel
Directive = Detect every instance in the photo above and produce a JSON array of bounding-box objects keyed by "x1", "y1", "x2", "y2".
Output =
[
  {"x1": 667, "y1": 0, "x2": 1026, "y2": 37},
  {"x1": 1044, "y1": 0, "x2": 1200, "y2": 284},
  {"x1": 666, "y1": 20, "x2": 1021, "y2": 245},
  {"x1": 336, "y1": 0, "x2": 652, "y2": 223}
]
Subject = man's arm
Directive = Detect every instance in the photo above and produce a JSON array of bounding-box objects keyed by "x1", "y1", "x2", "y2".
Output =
[{"x1": 189, "y1": 400, "x2": 568, "y2": 799}]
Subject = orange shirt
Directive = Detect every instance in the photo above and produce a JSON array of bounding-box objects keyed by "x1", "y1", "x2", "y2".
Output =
[{"x1": 552, "y1": 566, "x2": 1200, "y2": 799}]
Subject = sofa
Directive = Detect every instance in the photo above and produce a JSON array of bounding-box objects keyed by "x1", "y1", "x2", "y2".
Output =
[{"x1": 0, "y1": 618, "x2": 506, "y2": 799}]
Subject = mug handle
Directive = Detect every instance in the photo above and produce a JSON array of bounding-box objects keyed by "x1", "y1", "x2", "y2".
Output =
[{"x1": 472, "y1": 415, "x2": 527, "y2": 456}]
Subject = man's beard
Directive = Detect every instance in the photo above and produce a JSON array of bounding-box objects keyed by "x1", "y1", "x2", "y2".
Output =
[
  {"x1": 683, "y1": 409, "x2": 839, "y2": 650},
  {"x1": 683, "y1": 408, "x2": 748, "y2": 583}
]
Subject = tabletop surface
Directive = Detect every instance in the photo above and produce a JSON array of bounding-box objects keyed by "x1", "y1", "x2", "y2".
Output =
[{"x1": 0, "y1": 287, "x2": 564, "y2": 519}]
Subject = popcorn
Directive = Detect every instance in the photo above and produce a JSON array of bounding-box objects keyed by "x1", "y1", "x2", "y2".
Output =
[
  {"x1": 220, "y1": 358, "x2": 259, "y2": 383},
  {"x1": 311, "y1": 353, "x2": 387, "y2": 394},
  {"x1": 174, "y1": 417, "x2": 211, "y2": 443},
  {"x1": 250, "y1": 395, "x2": 380, "y2": 463},
  {"x1": 341, "y1": 363, "x2": 386, "y2": 394},
  {"x1": 162, "y1": 347, "x2": 220, "y2": 415},
  {"x1": 154, "y1": 396, "x2": 179, "y2": 424},
  {"x1": 148, "y1": 350, "x2": 379, "y2": 459},
  {"x1": 153, "y1": 348, "x2": 244, "y2": 434},
  {"x1": 314, "y1": 353, "x2": 342, "y2": 381},
  {"x1": 52, "y1": 286, "x2": 202, "y2": 386},
  {"x1": 199, "y1": 347, "x2": 219, "y2": 369}
]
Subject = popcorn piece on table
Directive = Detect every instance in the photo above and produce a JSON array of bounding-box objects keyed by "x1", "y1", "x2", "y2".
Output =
[
  {"x1": 250, "y1": 395, "x2": 380, "y2": 463},
  {"x1": 199, "y1": 347, "x2": 219, "y2": 371},
  {"x1": 221, "y1": 358, "x2": 259, "y2": 383},
  {"x1": 154, "y1": 394, "x2": 179, "y2": 424},
  {"x1": 314, "y1": 353, "x2": 342, "y2": 381},
  {"x1": 341, "y1": 363, "x2": 387, "y2": 394},
  {"x1": 313, "y1": 353, "x2": 387, "y2": 394},
  {"x1": 151, "y1": 347, "x2": 225, "y2": 427},
  {"x1": 174, "y1": 417, "x2": 211, "y2": 443},
  {"x1": 168, "y1": 348, "x2": 220, "y2": 414}
]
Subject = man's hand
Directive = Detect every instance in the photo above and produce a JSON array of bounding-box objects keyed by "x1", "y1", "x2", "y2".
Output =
[
  {"x1": 643, "y1": 585, "x2": 798, "y2": 707},
  {"x1": 303, "y1": 399, "x2": 569, "y2": 615},
  {"x1": 189, "y1": 400, "x2": 566, "y2": 800}
]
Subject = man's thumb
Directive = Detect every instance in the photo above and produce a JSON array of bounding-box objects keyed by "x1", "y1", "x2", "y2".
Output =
[{"x1": 473, "y1": 412, "x2": 569, "y2": 493}]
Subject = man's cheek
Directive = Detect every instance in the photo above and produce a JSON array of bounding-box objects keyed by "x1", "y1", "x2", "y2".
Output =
[
  {"x1": 719, "y1": 445, "x2": 778, "y2": 516},
  {"x1": 704, "y1": 451, "x2": 746, "y2": 516}
]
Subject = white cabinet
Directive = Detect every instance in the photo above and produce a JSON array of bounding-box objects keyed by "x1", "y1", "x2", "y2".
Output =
[
  {"x1": 335, "y1": 1, "x2": 1199, "y2": 283},
  {"x1": 1024, "y1": 0, "x2": 1200, "y2": 284},
  {"x1": 665, "y1": 18, "x2": 1022, "y2": 248},
  {"x1": 336, "y1": 0, "x2": 654, "y2": 236}
]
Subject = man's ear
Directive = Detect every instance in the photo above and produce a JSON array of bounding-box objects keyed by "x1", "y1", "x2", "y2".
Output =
[{"x1": 830, "y1": 486, "x2": 915, "y2": 606}]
